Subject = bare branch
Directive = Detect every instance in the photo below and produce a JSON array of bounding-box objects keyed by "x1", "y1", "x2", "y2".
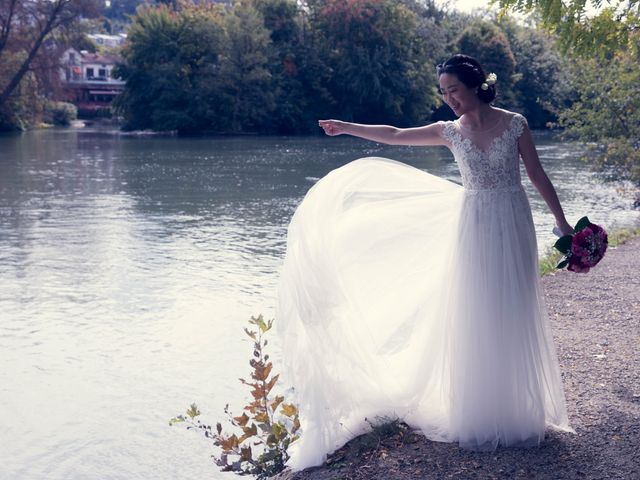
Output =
[
  {"x1": 0, "y1": 0, "x2": 19, "y2": 55},
  {"x1": 0, "y1": 0, "x2": 98, "y2": 106}
]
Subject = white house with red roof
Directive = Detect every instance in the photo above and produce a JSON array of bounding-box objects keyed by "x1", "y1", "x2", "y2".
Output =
[{"x1": 60, "y1": 48, "x2": 125, "y2": 114}]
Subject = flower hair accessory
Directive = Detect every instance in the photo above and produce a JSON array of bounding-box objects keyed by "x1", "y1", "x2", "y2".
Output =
[{"x1": 480, "y1": 72, "x2": 497, "y2": 90}]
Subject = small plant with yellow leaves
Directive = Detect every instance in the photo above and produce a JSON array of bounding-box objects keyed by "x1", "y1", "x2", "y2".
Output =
[{"x1": 170, "y1": 315, "x2": 300, "y2": 478}]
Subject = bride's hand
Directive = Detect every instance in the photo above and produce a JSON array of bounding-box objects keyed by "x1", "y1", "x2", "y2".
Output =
[
  {"x1": 556, "y1": 220, "x2": 575, "y2": 237},
  {"x1": 319, "y1": 119, "x2": 346, "y2": 136}
]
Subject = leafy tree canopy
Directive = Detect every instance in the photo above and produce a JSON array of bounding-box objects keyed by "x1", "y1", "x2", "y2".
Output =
[
  {"x1": 558, "y1": 48, "x2": 640, "y2": 185},
  {"x1": 494, "y1": 0, "x2": 640, "y2": 56},
  {"x1": 454, "y1": 20, "x2": 519, "y2": 108}
]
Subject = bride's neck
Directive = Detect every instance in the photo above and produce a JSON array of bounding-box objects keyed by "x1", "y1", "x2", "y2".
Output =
[{"x1": 459, "y1": 105, "x2": 498, "y2": 131}]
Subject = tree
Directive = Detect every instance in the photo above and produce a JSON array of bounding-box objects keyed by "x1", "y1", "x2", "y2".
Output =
[
  {"x1": 0, "y1": 0, "x2": 100, "y2": 108},
  {"x1": 305, "y1": 0, "x2": 439, "y2": 126},
  {"x1": 0, "y1": 55, "x2": 41, "y2": 129},
  {"x1": 494, "y1": 0, "x2": 640, "y2": 56},
  {"x1": 557, "y1": 48, "x2": 640, "y2": 186},
  {"x1": 454, "y1": 20, "x2": 519, "y2": 109},
  {"x1": 114, "y1": 2, "x2": 227, "y2": 132},
  {"x1": 115, "y1": 0, "x2": 275, "y2": 133},
  {"x1": 497, "y1": 16, "x2": 571, "y2": 128},
  {"x1": 218, "y1": 0, "x2": 275, "y2": 132},
  {"x1": 254, "y1": 0, "x2": 307, "y2": 133},
  {"x1": 496, "y1": 1, "x2": 639, "y2": 189}
]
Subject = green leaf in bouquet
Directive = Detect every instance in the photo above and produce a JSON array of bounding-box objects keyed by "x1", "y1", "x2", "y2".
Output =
[
  {"x1": 553, "y1": 235, "x2": 572, "y2": 254},
  {"x1": 556, "y1": 258, "x2": 569, "y2": 269},
  {"x1": 574, "y1": 216, "x2": 591, "y2": 232}
]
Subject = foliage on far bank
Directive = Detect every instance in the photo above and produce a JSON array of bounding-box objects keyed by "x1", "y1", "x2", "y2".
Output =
[
  {"x1": 43, "y1": 101, "x2": 78, "y2": 126},
  {"x1": 497, "y1": 16, "x2": 573, "y2": 129},
  {"x1": 115, "y1": 0, "x2": 447, "y2": 134},
  {"x1": 1, "y1": 0, "x2": 572, "y2": 135},
  {"x1": 170, "y1": 315, "x2": 300, "y2": 479},
  {"x1": 304, "y1": 0, "x2": 441, "y2": 127},
  {"x1": 556, "y1": 46, "x2": 640, "y2": 187},
  {"x1": 111, "y1": 0, "x2": 573, "y2": 134}
]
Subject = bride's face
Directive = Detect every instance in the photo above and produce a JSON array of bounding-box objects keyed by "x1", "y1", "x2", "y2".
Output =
[{"x1": 438, "y1": 73, "x2": 479, "y2": 116}]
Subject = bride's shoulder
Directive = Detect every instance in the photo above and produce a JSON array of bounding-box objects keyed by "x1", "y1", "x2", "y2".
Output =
[
  {"x1": 494, "y1": 107, "x2": 528, "y2": 125},
  {"x1": 494, "y1": 108, "x2": 529, "y2": 140},
  {"x1": 433, "y1": 119, "x2": 458, "y2": 141}
]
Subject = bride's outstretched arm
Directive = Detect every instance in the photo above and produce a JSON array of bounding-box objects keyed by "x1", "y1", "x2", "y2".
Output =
[
  {"x1": 519, "y1": 124, "x2": 575, "y2": 236},
  {"x1": 318, "y1": 119, "x2": 446, "y2": 146}
]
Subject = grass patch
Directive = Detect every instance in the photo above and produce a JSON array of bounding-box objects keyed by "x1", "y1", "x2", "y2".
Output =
[
  {"x1": 539, "y1": 227, "x2": 640, "y2": 277},
  {"x1": 607, "y1": 227, "x2": 640, "y2": 246}
]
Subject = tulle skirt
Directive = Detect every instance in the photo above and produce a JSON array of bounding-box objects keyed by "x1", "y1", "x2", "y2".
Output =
[{"x1": 276, "y1": 157, "x2": 573, "y2": 471}]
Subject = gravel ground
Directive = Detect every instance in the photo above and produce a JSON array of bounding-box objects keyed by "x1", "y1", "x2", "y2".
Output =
[{"x1": 274, "y1": 236, "x2": 640, "y2": 480}]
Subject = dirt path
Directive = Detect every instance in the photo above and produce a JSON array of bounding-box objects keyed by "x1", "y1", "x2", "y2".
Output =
[{"x1": 274, "y1": 237, "x2": 640, "y2": 480}]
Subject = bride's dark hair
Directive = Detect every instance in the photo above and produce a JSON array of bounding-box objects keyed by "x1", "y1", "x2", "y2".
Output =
[{"x1": 436, "y1": 54, "x2": 496, "y2": 103}]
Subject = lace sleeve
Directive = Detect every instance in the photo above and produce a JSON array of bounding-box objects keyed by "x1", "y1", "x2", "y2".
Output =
[
  {"x1": 437, "y1": 121, "x2": 458, "y2": 153},
  {"x1": 512, "y1": 113, "x2": 528, "y2": 139}
]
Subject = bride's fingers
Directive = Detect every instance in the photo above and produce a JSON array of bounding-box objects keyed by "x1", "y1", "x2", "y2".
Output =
[
  {"x1": 318, "y1": 120, "x2": 342, "y2": 136},
  {"x1": 319, "y1": 122, "x2": 335, "y2": 135}
]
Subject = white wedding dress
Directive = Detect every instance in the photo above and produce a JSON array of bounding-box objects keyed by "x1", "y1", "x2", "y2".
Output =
[{"x1": 276, "y1": 112, "x2": 573, "y2": 471}]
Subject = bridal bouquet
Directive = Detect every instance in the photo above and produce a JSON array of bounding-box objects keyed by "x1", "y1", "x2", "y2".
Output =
[{"x1": 554, "y1": 216, "x2": 608, "y2": 273}]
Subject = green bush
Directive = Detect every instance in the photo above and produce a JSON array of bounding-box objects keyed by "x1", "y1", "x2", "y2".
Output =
[{"x1": 44, "y1": 101, "x2": 78, "y2": 126}]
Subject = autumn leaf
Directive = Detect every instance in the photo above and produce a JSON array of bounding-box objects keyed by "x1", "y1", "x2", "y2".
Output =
[
  {"x1": 255, "y1": 411, "x2": 270, "y2": 423},
  {"x1": 239, "y1": 422, "x2": 259, "y2": 443},
  {"x1": 219, "y1": 433, "x2": 240, "y2": 452},
  {"x1": 242, "y1": 423, "x2": 258, "y2": 438},
  {"x1": 233, "y1": 412, "x2": 250, "y2": 426},
  {"x1": 281, "y1": 403, "x2": 297, "y2": 417},
  {"x1": 270, "y1": 395, "x2": 284, "y2": 412},
  {"x1": 240, "y1": 445, "x2": 252, "y2": 461},
  {"x1": 251, "y1": 385, "x2": 265, "y2": 399},
  {"x1": 265, "y1": 374, "x2": 279, "y2": 396},
  {"x1": 252, "y1": 361, "x2": 273, "y2": 381}
]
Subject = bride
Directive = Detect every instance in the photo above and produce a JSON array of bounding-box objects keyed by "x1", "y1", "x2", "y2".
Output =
[{"x1": 276, "y1": 54, "x2": 576, "y2": 471}]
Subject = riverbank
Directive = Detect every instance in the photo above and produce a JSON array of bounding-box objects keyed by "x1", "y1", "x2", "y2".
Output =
[{"x1": 274, "y1": 235, "x2": 640, "y2": 480}]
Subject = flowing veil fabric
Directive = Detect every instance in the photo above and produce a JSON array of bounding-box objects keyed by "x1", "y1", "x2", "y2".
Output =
[{"x1": 276, "y1": 115, "x2": 573, "y2": 471}]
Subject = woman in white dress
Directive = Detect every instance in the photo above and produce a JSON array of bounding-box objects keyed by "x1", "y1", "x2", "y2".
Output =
[{"x1": 276, "y1": 54, "x2": 576, "y2": 471}]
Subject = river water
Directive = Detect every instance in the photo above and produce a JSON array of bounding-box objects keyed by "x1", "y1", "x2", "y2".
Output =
[{"x1": 0, "y1": 127, "x2": 638, "y2": 479}]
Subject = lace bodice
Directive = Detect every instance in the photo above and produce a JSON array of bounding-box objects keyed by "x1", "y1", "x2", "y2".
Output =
[{"x1": 440, "y1": 113, "x2": 527, "y2": 192}]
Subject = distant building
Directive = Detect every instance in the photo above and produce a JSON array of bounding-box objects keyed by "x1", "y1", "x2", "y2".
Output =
[
  {"x1": 87, "y1": 33, "x2": 127, "y2": 48},
  {"x1": 60, "y1": 48, "x2": 126, "y2": 115}
]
